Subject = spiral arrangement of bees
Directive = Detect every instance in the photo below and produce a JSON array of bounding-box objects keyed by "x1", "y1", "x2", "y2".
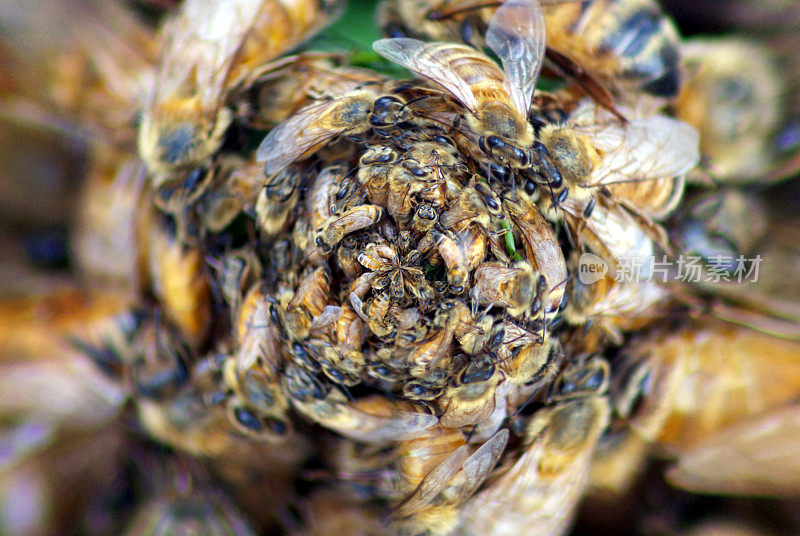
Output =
[{"x1": 2, "y1": 0, "x2": 800, "y2": 535}]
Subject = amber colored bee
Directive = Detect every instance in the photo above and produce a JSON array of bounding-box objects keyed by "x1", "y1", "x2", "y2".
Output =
[
  {"x1": 437, "y1": 353, "x2": 506, "y2": 428},
  {"x1": 256, "y1": 164, "x2": 305, "y2": 239},
  {"x1": 290, "y1": 487, "x2": 384, "y2": 536},
  {"x1": 139, "y1": 0, "x2": 343, "y2": 182},
  {"x1": 256, "y1": 81, "x2": 432, "y2": 175},
  {"x1": 380, "y1": 0, "x2": 683, "y2": 105},
  {"x1": 534, "y1": 99, "x2": 698, "y2": 215},
  {"x1": 315, "y1": 205, "x2": 384, "y2": 255},
  {"x1": 282, "y1": 364, "x2": 438, "y2": 444},
  {"x1": 223, "y1": 282, "x2": 291, "y2": 439},
  {"x1": 196, "y1": 155, "x2": 264, "y2": 233},
  {"x1": 391, "y1": 428, "x2": 509, "y2": 536},
  {"x1": 374, "y1": 0, "x2": 546, "y2": 168},
  {"x1": 503, "y1": 188, "x2": 567, "y2": 313},
  {"x1": 276, "y1": 266, "x2": 331, "y2": 341},
  {"x1": 459, "y1": 355, "x2": 611, "y2": 536},
  {"x1": 471, "y1": 260, "x2": 547, "y2": 320},
  {"x1": 676, "y1": 38, "x2": 785, "y2": 184},
  {"x1": 602, "y1": 320, "x2": 800, "y2": 496},
  {"x1": 144, "y1": 218, "x2": 212, "y2": 348}
]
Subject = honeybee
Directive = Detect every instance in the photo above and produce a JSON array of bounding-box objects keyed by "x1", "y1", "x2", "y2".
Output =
[
  {"x1": 198, "y1": 155, "x2": 264, "y2": 233},
  {"x1": 357, "y1": 240, "x2": 432, "y2": 302},
  {"x1": 256, "y1": 81, "x2": 428, "y2": 175},
  {"x1": 145, "y1": 218, "x2": 212, "y2": 348},
  {"x1": 503, "y1": 188, "x2": 567, "y2": 313},
  {"x1": 282, "y1": 364, "x2": 438, "y2": 444},
  {"x1": 607, "y1": 320, "x2": 800, "y2": 496},
  {"x1": 534, "y1": 99, "x2": 698, "y2": 214},
  {"x1": 380, "y1": 0, "x2": 683, "y2": 105},
  {"x1": 459, "y1": 355, "x2": 611, "y2": 536},
  {"x1": 676, "y1": 38, "x2": 785, "y2": 184},
  {"x1": 256, "y1": 164, "x2": 305, "y2": 239},
  {"x1": 139, "y1": 0, "x2": 343, "y2": 180},
  {"x1": 563, "y1": 250, "x2": 668, "y2": 344},
  {"x1": 670, "y1": 189, "x2": 768, "y2": 269},
  {"x1": 471, "y1": 260, "x2": 547, "y2": 320},
  {"x1": 223, "y1": 283, "x2": 291, "y2": 438},
  {"x1": 373, "y1": 0, "x2": 546, "y2": 168},
  {"x1": 392, "y1": 428, "x2": 509, "y2": 536},
  {"x1": 316, "y1": 205, "x2": 384, "y2": 254},
  {"x1": 438, "y1": 353, "x2": 506, "y2": 428},
  {"x1": 277, "y1": 266, "x2": 331, "y2": 341}
]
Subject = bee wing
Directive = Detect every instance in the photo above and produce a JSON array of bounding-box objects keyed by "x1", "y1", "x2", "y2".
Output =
[
  {"x1": 373, "y1": 38, "x2": 480, "y2": 113},
  {"x1": 574, "y1": 113, "x2": 700, "y2": 188},
  {"x1": 486, "y1": 0, "x2": 546, "y2": 116},
  {"x1": 153, "y1": 0, "x2": 264, "y2": 113},
  {"x1": 336, "y1": 407, "x2": 439, "y2": 445},
  {"x1": 458, "y1": 429, "x2": 510, "y2": 499},
  {"x1": 564, "y1": 197, "x2": 655, "y2": 268},
  {"x1": 256, "y1": 99, "x2": 343, "y2": 175},
  {"x1": 667, "y1": 405, "x2": 800, "y2": 496},
  {"x1": 460, "y1": 399, "x2": 609, "y2": 536},
  {"x1": 395, "y1": 445, "x2": 471, "y2": 517}
]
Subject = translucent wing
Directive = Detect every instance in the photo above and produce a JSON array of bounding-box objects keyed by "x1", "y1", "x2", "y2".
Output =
[
  {"x1": 293, "y1": 392, "x2": 439, "y2": 444},
  {"x1": 395, "y1": 445, "x2": 471, "y2": 517},
  {"x1": 574, "y1": 110, "x2": 700, "y2": 188},
  {"x1": 459, "y1": 429, "x2": 510, "y2": 499},
  {"x1": 373, "y1": 38, "x2": 480, "y2": 112},
  {"x1": 256, "y1": 99, "x2": 344, "y2": 175},
  {"x1": 486, "y1": 0, "x2": 546, "y2": 115},
  {"x1": 153, "y1": 0, "x2": 264, "y2": 113},
  {"x1": 460, "y1": 398, "x2": 609, "y2": 536},
  {"x1": 668, "y1": 405, "x2": 800, "y2": 496}
]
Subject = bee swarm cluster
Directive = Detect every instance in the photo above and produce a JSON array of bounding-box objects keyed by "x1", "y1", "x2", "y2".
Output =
[{"x1": 2, "y1": 0, "x2": 800, "y2": 535}]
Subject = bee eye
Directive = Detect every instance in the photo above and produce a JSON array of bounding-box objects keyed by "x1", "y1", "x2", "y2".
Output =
[{"x1": 234, "y1": 407, "x2": 264, "y2": 432}]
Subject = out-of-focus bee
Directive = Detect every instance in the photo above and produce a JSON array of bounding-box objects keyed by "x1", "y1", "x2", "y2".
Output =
[
  {"x1": 0, "y1": 0, "x2": 158, "y2": 146},
  {"x1": 459, "y1": 355, "x2": 611, "y2": 536},
  {"x1": 139, "y1": 0, "x2": 343, "y2": 180},
  {"x1": 391, "y1": 428, "x2": 509, "y2": 536},
  {"x1": 374, "y1": 0, "x2": 546, "y2": 169},
  {"x1": 379, "y1": 0, "x2": 683, "y2": 107},
  {"x1": 563, "y1": 250, "x2": 668, "y2": 345},
  {"x1": 72, "y1": 149, "x2": 148, "y2": 291},
  {"x1": 196, "y1": 155, "x2": 264, "y2": 233},
  {"x1": 145, "y1": 217, "x2": 212, "y2": 348},
  {"x1": 676, "y1": 38, "x2": 785, "y2": 184},
  {"x1": 290, "y1": 487, "x2": 384, "y2": 536},
  {"x1": 604, "y1": 320, "x2": 800, "y2": 496},
  {"x1": 671, "y1": 189, "x2": 768, "y2": 269},
  {"x1": 122, "y1": 453, "x2": 259, "y2": 536},
  {"x1": 282, "y1": 364, "x2": 438, "y2": 444}
]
